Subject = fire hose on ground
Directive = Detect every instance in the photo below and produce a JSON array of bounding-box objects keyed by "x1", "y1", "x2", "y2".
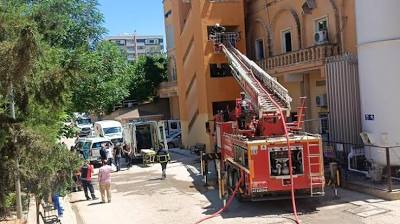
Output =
[{"x1": 193, "y1": 173, "x2": 244, "y2": 224}]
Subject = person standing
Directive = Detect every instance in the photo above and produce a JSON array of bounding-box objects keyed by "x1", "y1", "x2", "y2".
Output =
[
  {"x1": 113, "y1": 143, "x2": 122, "y2": 172},
  {"x1": 51, "y1": 171, "x2": 64, "y2": 217},
  {"x1": 105, "y1": 143, "x2": 114, "y2": 166},
  {"x1": 80, "y1": 160, "x2": 97, "y2": 200},
  {"x1": 100, "y1": 145, "x2": 107, "y2": 161},
  {"x1": 156, "y1": 146, "x2": 170, "y2": 180},
  {"x1": 98, "y1": 160, "x2": 112, "y2": 203},
  {"x1": 122, "y1": 145, "x2": 133, "y2": 169},
  {"x1": 51, "y1": 193, "x2": 63, "y2": 217}
]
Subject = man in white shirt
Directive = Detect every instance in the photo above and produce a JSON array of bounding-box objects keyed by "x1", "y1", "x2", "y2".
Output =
[{"x1": 105, "y1": 143, "x2": 114, "y2": 166}]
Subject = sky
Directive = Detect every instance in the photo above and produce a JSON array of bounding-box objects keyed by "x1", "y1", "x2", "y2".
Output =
[{"x1": 98, "y1": 0, "x2": 165, "y2": 37}]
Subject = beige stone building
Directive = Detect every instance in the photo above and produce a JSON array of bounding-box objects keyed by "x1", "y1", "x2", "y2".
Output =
[{"x1": 247, "y1": 0, "x2": 361, "y2": 145}]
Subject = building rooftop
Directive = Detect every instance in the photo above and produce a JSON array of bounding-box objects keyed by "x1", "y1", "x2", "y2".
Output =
[{"x1": 106, "y1": 34, "x2": 163, "y2": 40}]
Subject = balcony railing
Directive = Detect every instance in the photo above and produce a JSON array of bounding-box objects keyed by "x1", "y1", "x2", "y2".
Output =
[{"x1": 257, "y1": 44, "x2": 339, "y2": 71}]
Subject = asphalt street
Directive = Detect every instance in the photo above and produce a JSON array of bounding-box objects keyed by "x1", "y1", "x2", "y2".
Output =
[{"x1": 69, "y1": 148, "x2": 400, "y2": 224}]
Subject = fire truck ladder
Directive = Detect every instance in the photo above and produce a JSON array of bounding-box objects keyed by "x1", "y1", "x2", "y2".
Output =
[
  {"x1": 307, "y1": 144, "x2": 325, "y2": 196},
  {"x1": 221, "y1": 44, "x2": 292, "y2": 116},
  {"x1": 220, "y1": 42, "x2": 301, "y2": 223}
]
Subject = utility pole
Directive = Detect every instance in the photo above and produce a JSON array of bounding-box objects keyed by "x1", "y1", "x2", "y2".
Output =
[{"x1": 9, "y1": 86, "x2": 23, "y2": 219}]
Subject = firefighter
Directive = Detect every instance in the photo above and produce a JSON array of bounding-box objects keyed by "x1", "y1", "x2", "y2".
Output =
[
  {"x1": 239, "y1": 92, "x2": 251, "y2": 129},
  {"x1": 156, "y1": 144, "x2": 170, "y2": 180}
]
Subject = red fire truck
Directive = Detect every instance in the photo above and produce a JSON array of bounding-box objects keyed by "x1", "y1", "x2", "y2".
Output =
[{"x1": 204, "y1": 26, "x2": 325, "y2": 201}]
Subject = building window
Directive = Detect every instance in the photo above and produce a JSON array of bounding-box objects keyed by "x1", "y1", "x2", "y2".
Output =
[
  {"x1": 127, "y1": 46, "x2": 135, "y2": 51},
  {"x1": 137, "y1": 39, "x2": 145, "y2": 43},
  {"x1": 255, "y1": 39, "x2": 265, "y2": 60},
  {"x1": 315, "y1": 17, "x2": 328, "y2": 32},
  {"x1": 314, "y1": 17, "x2": 329, "y2": 44},
  {"x1": 126, "y1": 40, "x2": 135, "y2": 45},
  {"x1": 282, "y1": 30, "x2": 292, "y2": 53},
  {"x1": 146, "y1": 39, "x2": 158, "y2": 45},
  {"x1": 210, "y1": 63, "x2": 231, "y2": 77},
  {"x1": 212, "y1": 101, "x2": 236, "y2": 116},
  {"x1": 137, "y1": 46, "x2": 145, "y2": 50},
  {"x1": 127, "y1": 53, "x2": 135, "y2": 61},
  {"x1": 164, "y1": 10, "x2": 172, "y2": 18},
  {"x1": 319, "y1": 113, "x2": 329, "y2": 141}
]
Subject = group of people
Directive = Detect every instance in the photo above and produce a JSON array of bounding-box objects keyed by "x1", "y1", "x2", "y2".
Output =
[
  {"x1": 74, "y1": 142, "x2": 170, "y2": 204},
  {"x1": 98, "y1": 142, "x2": 134, "y2": 172},
  {"x1": 78, "y1": 159, "x2": 112, "y2": 203}
]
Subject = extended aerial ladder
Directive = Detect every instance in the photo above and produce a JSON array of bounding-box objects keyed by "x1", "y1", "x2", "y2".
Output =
[{"x1": 209, "y1": 30, "x2": 307, "y2": 135}]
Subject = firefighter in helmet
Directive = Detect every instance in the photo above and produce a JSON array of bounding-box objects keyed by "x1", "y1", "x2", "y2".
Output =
[
  {"x1": 239, "y1": 92, "x2": 251, "y2": 129},
  {"x1": 156, "y1": 144, "x2": 171, "y2": 180}
]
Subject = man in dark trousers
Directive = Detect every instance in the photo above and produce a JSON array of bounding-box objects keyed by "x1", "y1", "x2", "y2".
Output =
[
  {"x1": 122, "y1": 145, "x2": 133, "y2": 169},
  {"x1": 113, "y1": 143, "x2": 123, "y2": 172},
  {"x1": 156, "y1": 145, "x2": 170, "y2": 180},
  {"x1": 80, "y1": 160, "x2": 97, "y2": 200}
]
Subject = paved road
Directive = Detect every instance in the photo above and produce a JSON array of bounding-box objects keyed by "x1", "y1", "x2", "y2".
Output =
[{"x1": 70, "y1": 149, "x2": 400, "y2": 224}]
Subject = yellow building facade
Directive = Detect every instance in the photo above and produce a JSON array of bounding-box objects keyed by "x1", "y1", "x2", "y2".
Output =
[
  {"x1": 163, "y1": 0, "x2": 362, "y2": 149},
  {"x1": 162, "y1": 0, "x2": 247, "y2": 150}
]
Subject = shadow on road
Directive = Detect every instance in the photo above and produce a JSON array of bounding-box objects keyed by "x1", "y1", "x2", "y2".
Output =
[{"x1": 87, "y1": 202, "x2": 105, "y2": 206}]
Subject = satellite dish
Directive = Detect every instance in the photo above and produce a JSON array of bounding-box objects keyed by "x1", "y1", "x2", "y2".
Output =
[{"x1": 302, "y1": 0, "x2": 316, "y2": 14}]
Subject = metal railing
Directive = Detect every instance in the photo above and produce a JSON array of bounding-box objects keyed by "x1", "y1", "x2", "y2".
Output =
[{"x1": 323, "y1": 140, "x2": 400, "y2": 193}]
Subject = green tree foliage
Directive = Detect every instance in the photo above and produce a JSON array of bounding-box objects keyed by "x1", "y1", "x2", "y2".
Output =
[
  {"x1": 128, "y1": 55, "x2": 168, "y2": 102},
  {"x1": 71, "y1": 41, "x2": 133, "y2": 114},
  {"x1": 0, "y1": 0, "x2": 105, "y2": 218}
]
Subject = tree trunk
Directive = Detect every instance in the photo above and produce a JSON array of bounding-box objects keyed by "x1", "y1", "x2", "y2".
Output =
[{"x1": 35, "y1": 195, "x2": 40, "y2": 224}]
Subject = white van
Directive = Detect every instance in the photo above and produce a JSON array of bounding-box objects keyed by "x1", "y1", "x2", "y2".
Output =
[
  {"x1": 94, "y1": 120, "x2": 123, "y2": 144},
  {"x1": 123, "y1": 121, "x2": 167, "y2": 158}
]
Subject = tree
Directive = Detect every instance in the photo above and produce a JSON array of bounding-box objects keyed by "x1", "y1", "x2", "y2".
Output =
[
  {"x1": 127, "y1": 55, "x2": 168, "y2": 102},
  {"x1": 0, "y1": 0, "x2": 105, "y2": 219},
  {"x1": 71, "y1": 41, "x2": 133, "y2": 114}
]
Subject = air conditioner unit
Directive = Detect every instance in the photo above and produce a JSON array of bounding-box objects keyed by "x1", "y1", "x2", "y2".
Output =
[
  {"x1": 302, "y1": 0, "x2": 316, "y2": 14},
  {"x1": 314, "y1": 30, "x2": 328, "y2": 44},
  {"x1": 316, "y1": 94, "x2": 328, "y2": 107}
]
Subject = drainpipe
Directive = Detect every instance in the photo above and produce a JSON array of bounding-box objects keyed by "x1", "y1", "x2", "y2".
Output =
[{"x1": 339, "y1": 0, "x2": 345, "y2": 54}]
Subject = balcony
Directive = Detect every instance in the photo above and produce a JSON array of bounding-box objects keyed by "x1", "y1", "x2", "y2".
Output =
[
  {"x1": 257, "y1": 44, "x2": 339, "y2": 73},
  {"x1": 158, "y1": 81, "x2": 178, "y2": 98}
]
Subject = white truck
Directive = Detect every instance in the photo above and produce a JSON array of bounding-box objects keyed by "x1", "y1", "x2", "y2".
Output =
[
  {"x1": 123, "y1": 121, "x2": 168, "y2": 158},
  {"x1": 94, "y1": 120, "x2": 123, "y2": 145}
]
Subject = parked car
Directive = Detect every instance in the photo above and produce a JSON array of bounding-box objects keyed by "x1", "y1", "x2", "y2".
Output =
[{"x1": 72, "y1": 136, "x2": 113, "y2": 165}]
